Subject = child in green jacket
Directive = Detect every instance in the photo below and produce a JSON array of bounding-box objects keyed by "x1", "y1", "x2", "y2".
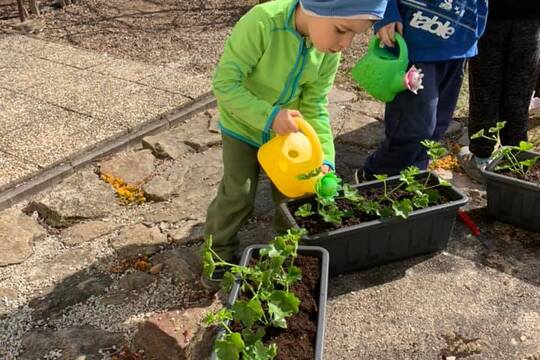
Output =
[{"x1": 204, "y1": 0, "x2": 387, "y2": 283}]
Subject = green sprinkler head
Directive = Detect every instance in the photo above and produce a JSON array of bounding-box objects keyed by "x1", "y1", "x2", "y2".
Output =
[{"x1": 315, "y1": 172, "x2": 341, "y2": 199}]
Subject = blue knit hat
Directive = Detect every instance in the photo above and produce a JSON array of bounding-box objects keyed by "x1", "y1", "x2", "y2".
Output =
[{"x1": 299, "y1": 0, "x2": 388, "y2": 19}]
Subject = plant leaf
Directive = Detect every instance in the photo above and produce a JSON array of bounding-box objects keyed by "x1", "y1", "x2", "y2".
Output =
[
  {"x1": 392, "y1": 198, "x2": 413, "y2": 219},
  {"x1": 438, "y1": 179, "x2": 451, "y2": 187},
  {"x1": 470, "y1": 129, "x2": 484, "y2": 139},
  {"x1": 518, "y1": 141, "x2": 534, "y2": 151},
  {"x1": 379, "y1": 206, "x2": 394, "y2": 219},
  {"x1": 241, "y1": 328, "x2": 266, "y2": 346},
  {"x1": 215, "y1": 332, "x2": 245, "y2": 360},
  {"x1": 342, "y1": 184, "x2": 363, "y2": 202},
  {"x1": 202, "y1": 251, "x2": 215, "y2": 279},
  {"x1": 267, "y1": 290, "x2": 300, "y2": 328},
  {"x1": 242, "y1": 340, "x2": 277, "y2": 360},
  {"x1": 294, "y1": 203, "x2": 314, "y2": 218},
  {"x1": 232, "y1": 298, "x2": 264, "y2": 328},
  {"x1": 412, "y1": 193, "x2": 429, "y2": 209},
  {"x1": 374, "y1": 174, "x2": 388, "y2": 181},
  {"x1": 426, "y1": 189, "x2": 441, "y2": 204}
]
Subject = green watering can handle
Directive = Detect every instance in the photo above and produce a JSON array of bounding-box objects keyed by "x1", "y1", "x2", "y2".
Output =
[{"x1": 369, "y1": 33, "x2": 408, "y2": 62}]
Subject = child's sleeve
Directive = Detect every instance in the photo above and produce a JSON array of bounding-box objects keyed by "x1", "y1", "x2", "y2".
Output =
[
  {"x1": 298, "y1": 53, "x2": 341, "y2": 170},
  {"x1": 373, "y1": 0, "x2": 402, "y2": 33},
  {"x1": 212, "y1": 8, "x2": 279, "y2": 134}
]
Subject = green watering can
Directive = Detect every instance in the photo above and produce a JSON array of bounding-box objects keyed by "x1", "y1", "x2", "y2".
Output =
[{"x1": 351, "y1": 33, "x2": 423, "y2": 103}]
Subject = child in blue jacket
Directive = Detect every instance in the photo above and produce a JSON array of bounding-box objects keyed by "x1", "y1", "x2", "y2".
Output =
[{"x1": 360, "y1": 0, "x2": 488, "y2": 180}]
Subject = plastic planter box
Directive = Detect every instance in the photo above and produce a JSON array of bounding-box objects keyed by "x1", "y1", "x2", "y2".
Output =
[
  {"x1": 279, "y1": 171, "x2": 468, "y2": 276},
  {"x1": 211, "y1": 245, "x2": 330, "y2": 360},
  {"x1": 482, "y1": 150, "x2": 540, "y2": 231}
]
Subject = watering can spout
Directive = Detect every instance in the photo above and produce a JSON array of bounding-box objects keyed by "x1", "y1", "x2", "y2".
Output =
[{"x1": 351, "y1": 33, "x2": 423, "y2": 102}]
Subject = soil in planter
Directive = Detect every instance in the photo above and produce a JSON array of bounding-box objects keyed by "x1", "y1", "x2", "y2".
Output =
[
  {"x1": 291, "y1": 184, "x2": 449, "y2": 234},
  {"x1": 496, "y1": 161, "x2": 540, "y2": 184},
  {"x1": 234, "y1": 255, "x2": 320, "y2": 360}
]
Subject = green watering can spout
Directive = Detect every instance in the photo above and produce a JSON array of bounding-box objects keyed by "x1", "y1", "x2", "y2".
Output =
[{"x1": 351, "y1": 33, "x2": 424, "y2": 103}]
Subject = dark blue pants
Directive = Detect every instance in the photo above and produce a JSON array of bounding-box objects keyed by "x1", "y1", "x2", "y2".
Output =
[{"x1": 364, "y1": 59, "x2": 465, "y2": 178}]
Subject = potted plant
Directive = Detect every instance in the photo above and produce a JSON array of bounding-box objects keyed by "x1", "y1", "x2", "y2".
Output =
[
  {"x1": 203, "y1": 229, "x2": 330, "y2": 360},
  {"x1": 279, "y1": 141, "x2": 468, "y2": 276},
  {"x1": 473, "y1": 121, "x2": 540, "y2": 231}
]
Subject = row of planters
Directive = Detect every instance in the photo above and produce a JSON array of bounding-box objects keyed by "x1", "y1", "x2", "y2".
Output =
[
  {"x1": 203, "y1": 126, "x2": 540, "y2": 359},
  {"x1": 203, "y1": 141, "x2": 467, "y2": 359}
]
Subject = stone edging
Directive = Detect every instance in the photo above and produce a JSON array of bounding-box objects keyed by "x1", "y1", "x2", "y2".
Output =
[{"x1": 0, "y1": 93, "x2": 217, "y2": 211}]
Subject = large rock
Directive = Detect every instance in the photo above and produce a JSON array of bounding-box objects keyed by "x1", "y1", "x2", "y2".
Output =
[
  {"x1": 25, "y1": 170, "x2": 119, "y2": 227},
  {"x1": 27, "y1": 247, "x2": 97, "y2": 284},
  {"x1": 61, "y1": 221, "x2": 121, "y2": 246},
  {"x1": 133, "y1": 305, "x2": 219, "y2": 360},
  {"x1": 117, "y1": 271, "x2": 156, "y2": 292},
  {"x1": 29, "y1": 273, "x2": 112, "y2": 319},
  {"x1": 151, "y1": 247, "x2": 202, "y2": 284},
  {"x1": 110, "y1": 223, "x2": 166, "y2": 259},
  {"x1": 99, "y1": 149, "x2": 155, "y2": 185},
  {"x1": 142, "y1": 165, "x2": 189, "y2": 202},
  {"x1": 19, "y1": 326, "x2": 123, "y2": 360},
  {"x1": 142, "y1": 113, "x2": 221, "y2": 160},
  {"x1": 167, "y1": 220, "x2": 205, "y2": 246},
  {"x1": 0, "y1": 209, "x2": 46, "y2": 266},
  {"x1": 142, "y1": 148, "x2": 222, "y2": 223}
]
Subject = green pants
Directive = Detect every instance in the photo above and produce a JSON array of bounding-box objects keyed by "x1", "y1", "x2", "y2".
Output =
[{"x1": 204, "y1": 135, "x2": 289, "y2": 261}]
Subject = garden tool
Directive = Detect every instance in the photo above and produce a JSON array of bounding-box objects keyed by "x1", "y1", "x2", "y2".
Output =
[
  {"x1": 457, "y1": 209, "x2": 492, "y2": 249},
  {"x1": 351, "y1": 33, "x2": 424, "y2": 102},
  {"x1": 258, "y1": 117, "x2": 339, "y2": 198}
]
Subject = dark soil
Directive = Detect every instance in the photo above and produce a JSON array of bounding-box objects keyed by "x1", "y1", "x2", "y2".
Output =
[
  {"x1": 495, "y1": 160, "x2": 540, "y2": 185},
  {"x1": 266, "y1": 255, "x2": 320, "y2": 360},
  {"x1": 291, "y1": 182, "x2": 449, "y2": 234},
  {"x1": 234, "y1": 254, "x2": 320, "y2": 360}
]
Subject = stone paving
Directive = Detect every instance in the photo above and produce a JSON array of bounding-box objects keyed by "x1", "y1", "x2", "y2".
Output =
[
  {"x1": 0, "y1": 82, "x2": 539, "y2": 359},
  {"x1": 0, "y1": 33, "x2": 211, "y2": 192}
]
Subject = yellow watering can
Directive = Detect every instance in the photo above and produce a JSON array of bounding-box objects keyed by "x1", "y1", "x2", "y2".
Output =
[{"x1": 258, "y1": 117, "x2": 338, "y2": 198}]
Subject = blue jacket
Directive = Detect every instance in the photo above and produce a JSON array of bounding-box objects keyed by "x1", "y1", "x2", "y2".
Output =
[{"x1": 374, "y1": 0, "x2": 488, "y2": 62}]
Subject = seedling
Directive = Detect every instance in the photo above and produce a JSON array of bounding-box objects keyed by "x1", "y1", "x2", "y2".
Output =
[
  {"x1": 471, "y1": 121, "x2": 539, "y2": 178},
  {"x1": 203, "y1": 229, "x2": 307, "y2": 360},
  {"x1": 294, "y1": 140, "x2": 452, "y2": 225}
]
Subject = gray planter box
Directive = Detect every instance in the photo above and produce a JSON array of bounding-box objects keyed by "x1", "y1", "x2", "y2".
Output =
[
  {"x1": 279, "y1": 171, "x2": 468, "y2": 276},
  {"x1": 482, "y1": 150, "x2": 540, "y2": 231}
]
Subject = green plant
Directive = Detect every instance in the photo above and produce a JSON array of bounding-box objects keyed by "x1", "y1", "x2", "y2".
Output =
[
  {"x1": 471, "y1": 121, "x2": 539, "y2": 178},
  {"x1": 293, "y1": 140, "x2": 452, "y2": 226},
  {"x1": 203, "y1": 229, "x2": 307, "y2": 360}
]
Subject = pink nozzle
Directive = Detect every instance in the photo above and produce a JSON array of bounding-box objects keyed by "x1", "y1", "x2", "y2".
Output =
[{"x1": 404, "y1": 65, "x2": 424, "y2": 94}]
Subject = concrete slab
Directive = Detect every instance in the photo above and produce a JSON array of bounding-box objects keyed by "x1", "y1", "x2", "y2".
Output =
[
  {"x1": 0, "y1": 109, "x2": 126, "y2": 167},
  {"x1": 137, "y1": 67, "x2": 212, "y2": 99},
  {"x1": 0, "y1": 35, "x2": 107, "y2": 69},
  {"x1": 325, "y1": 253, "x2": 540, "y2": 359},
  {"x1": 0, "y1": 49, "x2": 79, "y2": 92},
  {"x1": 88, "y1": 57, "x2": 162, "y2": 82},
  {"x1": 0, "y1": 150, "x2": 38, "y2": 190},
  {"x1": 23, "y1": 70, "x2": 190, "y2": 129}
]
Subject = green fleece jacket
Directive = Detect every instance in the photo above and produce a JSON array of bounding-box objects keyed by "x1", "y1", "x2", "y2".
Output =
[{"x1": 212, "y1": 0, "x2": 340, "y2": 169}]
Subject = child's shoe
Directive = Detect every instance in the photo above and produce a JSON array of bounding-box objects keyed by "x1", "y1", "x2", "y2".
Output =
[
  {"x1": 353, "y1": 168, "x2": 366, "y2": 184},
  {"x1": 529, "y1": 94, "x2": 540, "y2": 117},
  {"x1": 457, "y1": 146, "x2": 489, "y2": 184},
  {"x1": 201, "y1": 265, "x2": 232, "y2": 290}
]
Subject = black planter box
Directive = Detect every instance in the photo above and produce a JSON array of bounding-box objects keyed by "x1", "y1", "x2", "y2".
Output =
[
  {"x1": 482, "y1": 150, "x2": 540, "y2": 231},
  {"x1": 211, "y1": 245, "x2": 330, "y2": 360},
  {"x1": 279, "y1": 171, "x2": 468, "y2": 276}
]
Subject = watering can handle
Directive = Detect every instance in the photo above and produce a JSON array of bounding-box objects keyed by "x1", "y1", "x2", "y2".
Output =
[
  {"x1": 293, "y1": 117, "x2": 324, "y2": 165},
  {"x1": 368, "y1": 33, "x2": 408, "y2": 63}
]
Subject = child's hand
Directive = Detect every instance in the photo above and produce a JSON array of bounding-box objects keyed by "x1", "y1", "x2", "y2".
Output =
[
  {"x1": 376, "y1": 22, "x2": 403, "y2": 48},
  {"x1": 272, "y1": 109, "x2": 302, "y2": 135},
  {"x1": 321, "y1": 164, "x2": 331, "y2": 174}
]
